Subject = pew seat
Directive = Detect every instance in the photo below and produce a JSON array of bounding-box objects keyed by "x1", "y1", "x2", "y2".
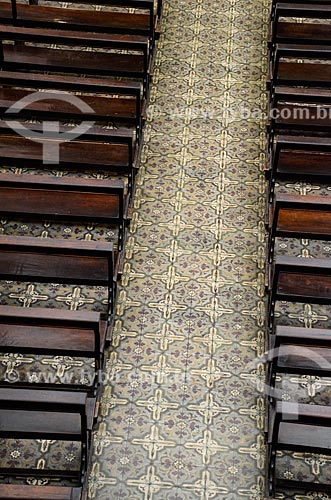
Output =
[
  {"x1": 267, "y1": 401, "x2": 331, "y2": 496},
  {"x1": 0, "y1": 1, "x2": 153, "y2": 37},
  {"x1": 0, "y1": 25, "x2": 150, "y2": 94},
  {"x1": 271, "y1": 3, "x2": 331, "y2": 47},
  {"x1": 267, "y1": 193, "x2": 331, "y2": 260},
  {"x1": 267, "y1": 325, "x2": 331, "y2": 391},
  {"x1": 0, "y1": 306, "x2": 108, "y2": 396},
  {"x1": 0, "y1": 484, "x2": 82, "y2": 500},
  {"x1": 269, "y1": 86, "x2": 331, "y2": 135},
  {"x1": 269, "y1": 44, "x2": 331, "y2": 87},
  {"x1": 267, "y1": 135, "x2": 331, "y2": 194},
  {"x1": 0, "y1": 235, "x2": 116, "y2": 319},
  {"x1": 0, "y1": 173, "x2": 127, "y2": 251},
  {"x1": 0, "y1": 388, "x2": 89, "y2": 482},
  {"x1": 267, "y1": 256, "x2": 331, "y2": 331}
]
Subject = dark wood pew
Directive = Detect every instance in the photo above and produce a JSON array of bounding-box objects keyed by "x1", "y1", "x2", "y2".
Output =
[
  {"x1": 267, "y1": 135, "x2": 331, "y2": 203},
  {"x1": 0, "y1": 173, "x2": 127, "y2": 251},
  {"x1": 270, "y1": 44, "x2": 331, "y2": 88},
  {"x1": 0, "y1": 388, "x2": 89, "y2": 481},
  {"x1": 31, "y1": 0, "x2": 162, "y2": 33},
  {"x1": 271, "y1": 3, "x2": 331, "y2": 46},
  {"x1": 0, "y1": 306, "x2": 108, "y2": 396},
  {"x1": 269, "y1": 86, "x2": 331, "y2": 136},
  {"x1": 3, "y1": 0, "x2": 155, "y2": 38},
  {"x1": 267, "y1": 325, "x2": 331, "y2": 390},
  {"x1": 0, "y1": 71, "x2": 142, "y2": 187},
  {"x1": 267, "y1": 256, "x2": 331, "y2": 331},
  {"x1": 0, "y1": 25, "x2": 150, "y2": 93},
  {"x1": 267, "y1": 401, "x2": 331, "y2": 496},
  {"x1": 0, "y1": 70, "x2": 143, "y2": 134},
  {"x1": 0, "y1": 130, "x2": 137, "y2": 195},
  {"x1": 0, "y1": 484, "x2": 82, "y2": 500},
  {"x1": 0, "y1": 235, "x2": 115, "y2": 319},
  {"x1": 267, "y1": 193, "x2": 331, "y2": 261}
]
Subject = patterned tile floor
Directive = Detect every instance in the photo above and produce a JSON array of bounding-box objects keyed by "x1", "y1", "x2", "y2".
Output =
[
  {"x1": 1, "y1": 0, "x2": 331, "y2": 498},
  {"x1": 88, "y1": 0, "x2": 269, "y2": 498}
]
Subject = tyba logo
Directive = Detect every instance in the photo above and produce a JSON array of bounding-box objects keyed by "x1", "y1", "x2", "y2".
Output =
[{"x1": 4, "y1": 90, "x2": 96, "y2": 164}]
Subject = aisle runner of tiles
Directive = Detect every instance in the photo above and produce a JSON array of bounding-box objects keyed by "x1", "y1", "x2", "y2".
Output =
[{"x1": 1, "y1": 0, "x2": 330, "y2": 498}]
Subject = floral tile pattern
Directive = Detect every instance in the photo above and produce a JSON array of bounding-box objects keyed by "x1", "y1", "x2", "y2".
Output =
[
  {"x1": 1, "y1": 0, "x2": 331, "y2": 498},
  {"x1": 89, "y1": 0, "x2": 270, "y2": 497}
]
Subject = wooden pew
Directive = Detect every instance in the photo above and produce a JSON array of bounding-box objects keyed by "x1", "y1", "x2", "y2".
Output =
[
  {"x1": 0, "y1": 173, "x2": 127, "y2": 251},
  {"x1": 270, "y1": 44, "x2": 331, "y2": 88},
  {"x1": 0, "y1": 484, "x2": 82, "y2": 500},
  {"x1": 0, "y1": 235, "x2": 116, "y2": 319},
  {"x1": 0, "y1": 34, "x2": 144, "y2": 186},
  {"x1": 30, "y1": 0, "x2": 162, "y2": 35},
  {"x1": 0, "y1": 132, "x2": 135, "y2": 196},
  {"x1": 271, "y1": 3, "x2": 331, "y2": 47},
  {"x1": 267, "y1": 193, "x2": 331, "y2": 261},
  {"x1": 267, "y1": 135, "x2": 331, "y2": 199},
  {"x1": 0, "y1": 71, "x2": 142, "y2": 191},
  {"x1": 267, "y1": 401, "x2": 331, "y2": 496},
  {"x1": 0, "y1": 25, "x2": 151, "y2": 94},
  {"x1": 0, "y1": 70, "x2": 143, "y2": 135},
  {"x1": 0, "y1": 388, "x2": 89, "y2": 482},
  {"x1": 0, "y1": 306, "x2": 108, "y2": 396},
  {"x1": 267, "y1": 256, "x2": 331, "y2": 331},
  {"x1": 268, "y1": 86, "x2": 331, "y2": 136},
  {"x1": 267, "y1": 325, "x2": 331, "y2": 390},
  {"x1": 3, "y1": 0, "x2": 156, "y2": 39}
]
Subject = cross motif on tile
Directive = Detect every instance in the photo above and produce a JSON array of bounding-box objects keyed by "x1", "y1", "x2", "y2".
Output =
[
  {"x1": 202, "y1": 219, "x2": 236, "y2": 240},
  {"x1": 99, "y1": 385, "x2": 128, "y2": 418},
  {"x1": 159, "y1": 214, "x2": 194, "y2": 237},
  {"x1": 105, "y1": 352, "x2": 133, "y2": 382},
  {"x1": 141, "y1": 354, "x2": 182, "y2": 384},
  {"x1": 191, "y1": 358, "x2": 231, "y2": 389},
  {"x1": 290, "y1": 375, "x2": 331, "y2": 398},
  {"x1": 183, "y1": 470, "x2": 228, "y2": 499},
  {"x1": 188, "y1": 392, "x2": 230, "y2": 425},
  {"x1": 153, "y1": 265, "x2": 190, "y2": 291},
  {"x1": 41, "y1": 355, "x2": 83, "y2": 378},
  {"x1": 150, "y1": 293, "x2": 187, "y2": 319},
  {"x1": 288, "y1": 303, "x2": 328, "y2": 329},
  {"x1": 9, "y1": 283, "x2": 49, "y2": 308},
  {"x1": 155, "y1": 240, "x2": 192, "y2": 261},
  {"x1": 196, "y1": 297, "x2": 233, "y2": 322},
  {"x1": 145, "y1": 323, "x2": 185, "y2": 351},
  {"x1": 123, "y1": 236, "x2": 148, "y2": 260},
  {"x1": 242, "y1": 300, "x2": 265, "y2": 328},
  {"x1": 199, "y1": 243, "x2": 235, "y2": 267},
  {"x1": 116, "y1": 289, "x2": 141, "y2": 316},
  {"x1": 136, "y1": 388, "x2": 179, "y2": 420},
  {"x1": 193, "y1": 326, "x2": 233, "y2": 356},
  {"x1": 198, "y1": 269, "x2": 235, "y2": 292},
  {"x1": 239, "y1": 397, "x2": 265, "y2": 431},
  {"x1": 132, "y1": 424, "x2": 176, "y2": 460},
  {"x1": 127, "y1": 465, "x2": 172, "y2": 499},
  {"x1": 184, "y1": 429, "x2": 228, "y2": 465},
  {"x1": 36, "y1": 440, "x2": 56, "y2": 454},
  {"x1": 0, "y1": 352, "x2": 34, "y2": 382},
  {"x1": 120, "y1": 262, "x2": 146, "y2": 288},
  {"x1": 88, "y1": 463, "x2": 117, "y2": 499},
  {"x1": 93, "y1": 422, "x2": 123, "y2": 457},
  {"x1": 239, "y1": 435, "x2": 265, "y2": 469},
  {"x1": 55, "y1": 286, "x2": 95, "y2": 311},
  {"x1": 111, "y1": 319, "x2": 139, "y2": 349}
]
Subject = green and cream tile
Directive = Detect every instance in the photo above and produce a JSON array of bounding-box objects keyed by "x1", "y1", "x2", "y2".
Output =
[
  {"x1": 89, "y1": 0, "x2": 270, "y2": 498},
  {"x1": 0, "y1": 0, "x2": 330, "y2": 498}
]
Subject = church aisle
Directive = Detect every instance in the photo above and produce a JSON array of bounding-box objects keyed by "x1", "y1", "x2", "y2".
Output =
[{"x1": 88, "y1": 0, "x2": 270, "y2": 498}]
